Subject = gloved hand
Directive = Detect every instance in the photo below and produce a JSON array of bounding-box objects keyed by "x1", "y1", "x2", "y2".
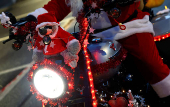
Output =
[
  {"x1": 69, "y1": 60, "x2": 78, "y2": 68},
  {"x1": 66, "y1": 39, "x2": 81, "y2": 55},
  {"x1": 60, "y1": 39, "x2": 81, "y2": 68},
  {"x1": 60, "y1": 49, "x2": 79, "y2": 68}
]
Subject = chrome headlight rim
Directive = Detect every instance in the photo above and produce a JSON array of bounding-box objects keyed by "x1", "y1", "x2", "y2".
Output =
[{"x1": 28, "y1": 59, "x2": 75, "y2": 106}]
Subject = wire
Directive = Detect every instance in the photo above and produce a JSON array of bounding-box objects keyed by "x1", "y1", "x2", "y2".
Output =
[
  {"x1": 74, "y1": 21, "x2": 78, "y2": 33},
  {"x1": 84, "y1": 9, "x2": 92, "y2": 18},
  {"x1": 74, "y1": 9, "x2": 92, "y2": 33}
]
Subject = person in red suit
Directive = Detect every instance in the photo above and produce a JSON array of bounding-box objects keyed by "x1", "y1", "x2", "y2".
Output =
[{"x1": 0, "y1": 0, "x2": 169, "y2": 106}]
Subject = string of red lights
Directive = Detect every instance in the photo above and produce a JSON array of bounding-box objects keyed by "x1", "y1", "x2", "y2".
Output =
[
  {"x1": 154, "y1": 33, "x2": 170, "y2": 41},
  {"x1": 83, "y1": 36, "x2": 97, "y2": 107},
  {"x1": 81, "y1": 17, "x2": 98, "y2": 106}
]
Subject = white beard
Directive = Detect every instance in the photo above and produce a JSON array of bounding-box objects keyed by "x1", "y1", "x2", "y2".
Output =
[{"x1": 66, "y1": 0, "x2": 83, "y2": 17}]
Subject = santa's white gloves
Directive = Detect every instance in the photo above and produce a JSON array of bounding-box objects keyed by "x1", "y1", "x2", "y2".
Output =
[
  {"x1": 0, "y1": 12, "x2": 11, "y2": 26},
  {"x1": 32, "y1": 48, "x2": 44, "y2": 63},
  {"x1": 61, "y1": 50, "x2": 79, "y2": 68},
  {"x1": 61, "y1": 39, "x2": 81, "y2": 68}
]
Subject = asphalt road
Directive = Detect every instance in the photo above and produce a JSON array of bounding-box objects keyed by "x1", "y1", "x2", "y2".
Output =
[{"x1": 0, "y1": 0, "x2": 170, "y2": 107}]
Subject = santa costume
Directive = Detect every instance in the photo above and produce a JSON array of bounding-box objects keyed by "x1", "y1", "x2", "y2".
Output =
[
  {"x1": 21, "y1": 0, "x2": 170, "y2": 104},
  {"x1": 33, "y1": 12, "x2": 81, "y2": 68}
]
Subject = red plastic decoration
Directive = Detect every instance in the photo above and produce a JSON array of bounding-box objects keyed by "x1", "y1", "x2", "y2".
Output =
[
  {"x1": 119, "y1": 25, "x2": 126, "y2": 30},
  {"x1": 110, "y1": 43, "x2": 116, "y2": 51}
]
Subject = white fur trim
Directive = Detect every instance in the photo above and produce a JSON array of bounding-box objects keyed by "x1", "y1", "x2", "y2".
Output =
[
  {"x1": 36, "y1": 22, "x2": 60, "y2": 30},
  {"x1": 92, "y1": 15, "x2": 155, "y2": 41},
  {"x1": 66, "y1": 39, "x2": 79, "y2": 48},
  {"x1": 36, "y1": 22, "x2": 60, "y2": 39},
  {"x1": 33, "y1": 48, "x2": 43, "y2": 52},
  {"x1": 115, "y1": 15, "x2": 155, "y2": 40},
  {"x1": 28, "y1": 8, "x2": 48, "y2": 18},
  {"x1": 151, "y1": 72, "x2": 170, "y2": 98}
]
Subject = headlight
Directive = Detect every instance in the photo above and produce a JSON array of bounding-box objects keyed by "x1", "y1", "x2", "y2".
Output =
[{"x1": 33, "y1": 69, "x2": 65, "y2": 98}]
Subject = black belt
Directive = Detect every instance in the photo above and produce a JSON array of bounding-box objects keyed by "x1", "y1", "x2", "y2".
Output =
[{"x1": 94, "y1": 10, "x2": 138, "y2": 34}]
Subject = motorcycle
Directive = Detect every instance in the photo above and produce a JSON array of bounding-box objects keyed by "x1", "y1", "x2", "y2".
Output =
[{"x1": 2, "y1": 9, "x2": 170, "y2": 107}]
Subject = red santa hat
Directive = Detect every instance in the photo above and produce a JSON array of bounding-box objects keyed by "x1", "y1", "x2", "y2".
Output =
[
  {"x1": 36, "y1": 12, "x2": 60, "y2": 39},
  {"x1": 36, "y1": 12, "x2": 60, "y2": 31}
]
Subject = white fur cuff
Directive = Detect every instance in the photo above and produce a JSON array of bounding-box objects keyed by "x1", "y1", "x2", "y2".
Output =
[
  {"x1": 28, "y1": 8, "x2": 48, "y2": 18},
  {"x1": 92, "y1": 15, "x2": 155, "y2": 41},
  {"x1": 151, "y1": 72, "x2": 170, "y2": 98},
  {"x1": 114, "y1": 15, "x2": 155, "y2": 40},
  {"x1": 36, "y1": 22, "x2": 60, "y2": 31}
]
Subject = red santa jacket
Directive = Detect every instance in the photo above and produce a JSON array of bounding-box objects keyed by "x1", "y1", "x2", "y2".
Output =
[{"x1": 35, "y1": 26, "x2": 75, "y2": 55}]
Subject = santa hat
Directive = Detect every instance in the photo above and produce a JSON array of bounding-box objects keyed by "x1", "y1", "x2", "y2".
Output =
[
  {"x1": 36, "y1": 12, "x2": 60, "y2": 38},
  {"x1": 36, "y1": 12, "x2": 60, "y2": 31}
]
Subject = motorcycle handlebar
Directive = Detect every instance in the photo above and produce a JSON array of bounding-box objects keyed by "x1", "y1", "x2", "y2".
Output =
[{"x1": 3, "y1": 38, "x2": 13, "y2": 44}]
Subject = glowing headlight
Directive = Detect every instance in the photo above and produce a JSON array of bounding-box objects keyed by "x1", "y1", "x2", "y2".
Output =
[{"x1": 33, "y1": 69, "x2": 65, "y2": 98}]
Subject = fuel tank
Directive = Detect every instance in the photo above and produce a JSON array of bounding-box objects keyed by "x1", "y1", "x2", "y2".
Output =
[{"x1": 87, "y1": 36, "x2": 123, "y2": 84}]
